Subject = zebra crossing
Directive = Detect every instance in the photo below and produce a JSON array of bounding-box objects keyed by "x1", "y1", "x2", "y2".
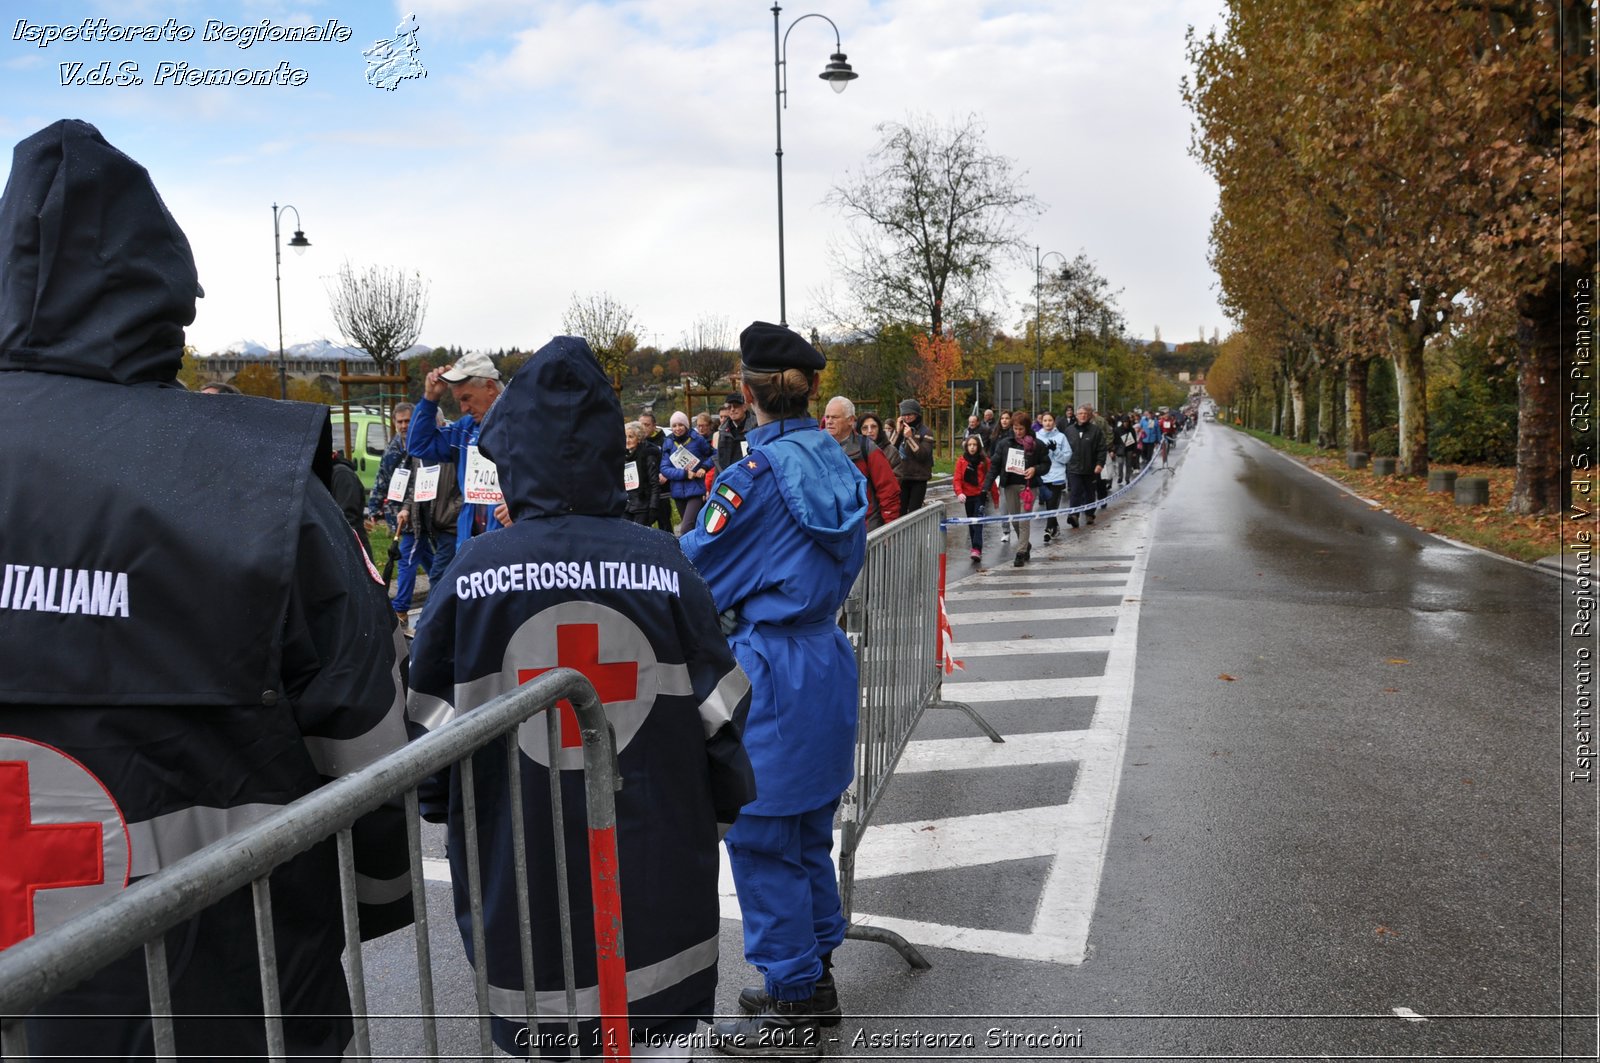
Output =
[{"x1": 807, "y1": 505, "x2": 1154, "y2": 966}]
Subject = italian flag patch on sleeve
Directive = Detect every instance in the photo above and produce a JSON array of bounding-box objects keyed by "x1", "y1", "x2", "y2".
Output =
[
  {"x1": 702, "y1": 502, "x2": 730, "y2": 534},
  {"x1": 715, "y1": 484, "x2": 743, "y2": 509}
]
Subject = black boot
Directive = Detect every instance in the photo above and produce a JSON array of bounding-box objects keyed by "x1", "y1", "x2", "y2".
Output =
[
  {"x1": 737, "y1": 971, "x2": 841, "y2": 1027},
  {"x1": 710, "y1": 998, "x2": 821, "y2": 1059}
]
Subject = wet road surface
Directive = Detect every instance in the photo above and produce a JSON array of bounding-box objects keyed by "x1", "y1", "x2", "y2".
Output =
[{"x1": 359, "y1": 423, "x2": 1596, "y2": 1060}]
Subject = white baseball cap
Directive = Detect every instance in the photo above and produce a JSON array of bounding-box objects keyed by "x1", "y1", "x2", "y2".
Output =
[{"x1": 439, "y1": 351, "x2": 501, "y2": 383}]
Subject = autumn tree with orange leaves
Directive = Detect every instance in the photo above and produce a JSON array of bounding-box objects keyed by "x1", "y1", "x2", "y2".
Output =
[
  {"x1": 905, "y1": 331, "x2": 963, "y2": 409},
  {"x1": 1186, "y1": 0, "x2": 1594, "y2": 510}
]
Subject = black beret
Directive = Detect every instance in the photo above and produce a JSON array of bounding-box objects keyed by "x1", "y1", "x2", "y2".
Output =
[
  {"x1": 739, "y1": 321, "x2": 825, "y2": 373},
  {"x1": 725, "y1": 392, "x2": 746, "y2": 406}
]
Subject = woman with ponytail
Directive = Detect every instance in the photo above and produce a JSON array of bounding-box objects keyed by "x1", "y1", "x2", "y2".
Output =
[{"x1": 680, "y1": 322, "x2": 868, "y2": 1055}]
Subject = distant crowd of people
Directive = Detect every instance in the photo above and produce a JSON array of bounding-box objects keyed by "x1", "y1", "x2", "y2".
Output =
[
  {"x1": 952, "y1": 404, "x2": 1187, "y2": 566},
  {"x1": 366, "y1": 378, "x2": 1193, "y2": 599}
]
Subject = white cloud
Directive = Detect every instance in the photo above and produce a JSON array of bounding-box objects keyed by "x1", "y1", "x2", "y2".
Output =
[{"x1": 2, "y1": 0, "x2": 1231, "y2": 355}]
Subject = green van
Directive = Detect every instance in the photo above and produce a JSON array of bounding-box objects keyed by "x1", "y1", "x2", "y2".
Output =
[{"x1": 328, "y1": 407, "x2": 391, "y2": 492}]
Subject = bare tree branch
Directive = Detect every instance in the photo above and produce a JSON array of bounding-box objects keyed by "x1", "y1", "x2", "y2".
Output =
[
  {"x1": 827, "y1": 114, "x2": 1042, "y2": 337},
  {"x1": 325, "y1": 261, "x2": 429, "y2": 373},
  {"x1": 561, "y1": 291, "x2": 638, "y2": 383},
  {"x1": 679, "y1": 314, "x2": 736, "y2": 392}
]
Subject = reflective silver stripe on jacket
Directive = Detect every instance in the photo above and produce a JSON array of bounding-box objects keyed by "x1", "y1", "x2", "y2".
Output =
[
  {"x1": 356, "y1": 870, "x2": 413, "y2": 906},
  {"x1": 485, "y1": 934, "x2": 719, "y2": 1020},
  {"x1": 452, "y1": 661, "x2": 695, "y2": 719},
  {"x1": 699, "y1": 665, "x2": 750, "y2": 737},
  {"x1": 407, "y1": 690, "x2": 457, "y2": 734},
  {"x1": 304, "y1": 626, "x2": 410, "y2": 775},
  {"x1": 126, "y1": 803, "x2": 282, "y2": 878}
]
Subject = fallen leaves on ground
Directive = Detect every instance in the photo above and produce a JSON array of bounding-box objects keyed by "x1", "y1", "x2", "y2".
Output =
[
  {"x1": 1218, "y1": 673, "x2": 1237, "y2": 681},
  {"x1": 1297, "y1": 454, "x2": 1561, "y2": 563}
]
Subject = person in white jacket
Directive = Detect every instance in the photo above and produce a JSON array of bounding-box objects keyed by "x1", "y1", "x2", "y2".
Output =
[{"x1": 1035, "y1": 411, "x2": 1072, "y2": 542}]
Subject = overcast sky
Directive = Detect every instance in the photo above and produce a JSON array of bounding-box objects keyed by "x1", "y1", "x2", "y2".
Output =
[{"x1": 0, "y1": 0, "x2": 1230, "y2": 356}]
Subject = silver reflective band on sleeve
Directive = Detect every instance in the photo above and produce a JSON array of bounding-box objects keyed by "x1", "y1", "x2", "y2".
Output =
[
  {"x1": 698, "y1": 665, "x2": 751, "y2": 737},
  {"x1": 454, "y1": 673, "x2": 508, "y2": 715},
  {"x1": 653, "y1": 660, "x2": 693, "y2": 698},
  {"x1": 356, "y1": 870, "x2": 413, "y2": 906},
  {"x1": 302, "y1": 691, "x2": 410, "y2": 777},
  {"x1": 486, "y1": 934, "x2": 718, "y2": 1020},
  {"x1": 407, "y1": 690, "x2": 457, "y2": 733},
  {"x1": 126, "y1": 803, "x2": 283, "y2": 878}
]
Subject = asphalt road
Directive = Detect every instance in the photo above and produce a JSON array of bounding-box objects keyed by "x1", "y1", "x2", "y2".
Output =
[{"x1": 358, "y1": 423, "x2": 1596, "y2": 1060}]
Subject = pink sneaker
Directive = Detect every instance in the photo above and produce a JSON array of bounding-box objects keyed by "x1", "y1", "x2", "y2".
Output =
[{"x1": 970, "y1": 548, "x2": 981, "y2": 561}]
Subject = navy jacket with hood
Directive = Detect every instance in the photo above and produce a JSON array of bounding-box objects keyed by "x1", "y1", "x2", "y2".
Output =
[
  {"x1": 405, "y1": 336, "x2": 756, "y2": 1057},
  {"x1": 0, "y1": 119, "x2": 411, "y2": 1060}
]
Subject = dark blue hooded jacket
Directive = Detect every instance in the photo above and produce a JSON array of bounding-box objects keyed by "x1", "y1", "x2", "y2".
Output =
[
  {"x1": 0, "y1": 119, "x2": 410, "y2": 1060},
  {"x1": 405, "y1": 335, "x2": 755, "y2": 1056}
]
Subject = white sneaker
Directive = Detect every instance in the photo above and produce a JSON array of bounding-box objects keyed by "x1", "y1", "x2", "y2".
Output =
[{"x1": 1001, "y1": 531, "x2": 1010, "y2": 543}]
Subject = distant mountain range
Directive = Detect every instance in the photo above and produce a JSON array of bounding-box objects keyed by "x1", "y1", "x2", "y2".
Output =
[{"x1": 205, "y1": 339, "x2": 434, "y2": 360}]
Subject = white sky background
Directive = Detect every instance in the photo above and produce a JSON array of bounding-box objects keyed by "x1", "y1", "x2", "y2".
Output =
[{"x1": 0, "y1": 0, "x2": 1230, "y2": 356}]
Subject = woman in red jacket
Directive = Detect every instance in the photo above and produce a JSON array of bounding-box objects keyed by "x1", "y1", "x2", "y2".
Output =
[{"x1": 953, "y1": 433, "x2": 990, "y2": 561}]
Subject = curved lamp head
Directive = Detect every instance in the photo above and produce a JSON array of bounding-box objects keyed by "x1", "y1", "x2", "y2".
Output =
[
  {"x1": 820, "y1": 52, "x2": 858, "y2": 93},
  {"x1": 288, "y1": 229, "x2": 310, "y2": 256}
]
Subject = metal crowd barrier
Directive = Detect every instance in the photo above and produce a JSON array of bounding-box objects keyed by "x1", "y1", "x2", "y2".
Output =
[
  {"x1": 839, "y1": 504, "x2": 1000, "y2": 970},
  {"x1": 0, "y1": 668, "x2": 631, "y2": 1063}
]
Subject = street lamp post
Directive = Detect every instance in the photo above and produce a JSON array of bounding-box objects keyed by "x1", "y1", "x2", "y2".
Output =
[
  {"x1": 771, "y1": 3, "x2": 858, "y2": 328},
  {"x1": 1033, "y1": 246, "x2": 1066, "y2": 413},
  {"x1": 272, "y1": 202, "x2": 311, "y2": 400}
]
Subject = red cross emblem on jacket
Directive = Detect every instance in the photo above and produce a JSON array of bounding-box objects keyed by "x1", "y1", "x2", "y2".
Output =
[
  {"x1": 519, "y1": 622, "x2": 640, "y2": 748},
  {"x1": 0, "y1": 736, "x2": 130, "y2": 950}
]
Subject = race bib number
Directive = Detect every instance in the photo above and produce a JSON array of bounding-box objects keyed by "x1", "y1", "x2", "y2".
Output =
[
  {"x1": 1005, "y1": 448, "x2": 1026, "y2": 476},
  {"x1": 463, "y1": 445, "x2": 503, "y2": 505},
  {"x1": 623, "y1": 462, "x2": 641, "y2": 492},
  {"x1": 741, "y1": 441, "x2": 749, "y2": 457},
  {"x1": 385, "y1": 467, "x2": 411, "y2": 502},
  {"x1": 415, "y1": 465, "x2": 441, "y2": 502},
  {"x1": 670, "y1": 446, "x2": 700, "y2": 472}
]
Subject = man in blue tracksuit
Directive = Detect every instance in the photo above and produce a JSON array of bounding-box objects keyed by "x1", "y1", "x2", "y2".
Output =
[
  {"x1": 407, "y1": 350, "x2": 507, "y2": 548},
  {"x1": 680, "y1": 323, "x2": 867, "y2": 1060}
]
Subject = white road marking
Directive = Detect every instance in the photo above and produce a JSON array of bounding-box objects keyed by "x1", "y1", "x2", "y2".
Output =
[
  {"x1": 953, "y1": 636, "x2": 1114, "y2": 657},
  {"x1": 1026, "y1": 533, "x2": 1149, "y2": 960},
  {"x1": 945, "y1": 675, "x2": 1106, "y2": 702},
  {"x1": 894, "y1": 730, "x2": 1119, "y2": 773},
  {"x1": 943, "y1": 606, "x2": 1122, "y2": 624},
  {"x1": 423, "y1": 857, "x2": 450, "y2": 882},
  {"x1": 837, "y1": 515, "x2": 1154, "y2": 965},
  {"x1": 959, "y1": 569, "x2": 1132, "y2": 585},
  {"x1": 970, "y1": 558, "x2": 1134, "y2": 571},
  {"x1": 844, "y1": 913, "x2": 1082, "y2": 966},
  {"x1": 943, "y1": 583, "x2": 1127, "y2": 601}
]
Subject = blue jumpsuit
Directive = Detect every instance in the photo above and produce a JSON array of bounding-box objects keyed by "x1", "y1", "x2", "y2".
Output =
[{"x1": 681, "y1": 416, "x2": 867, "y2": 1001}]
